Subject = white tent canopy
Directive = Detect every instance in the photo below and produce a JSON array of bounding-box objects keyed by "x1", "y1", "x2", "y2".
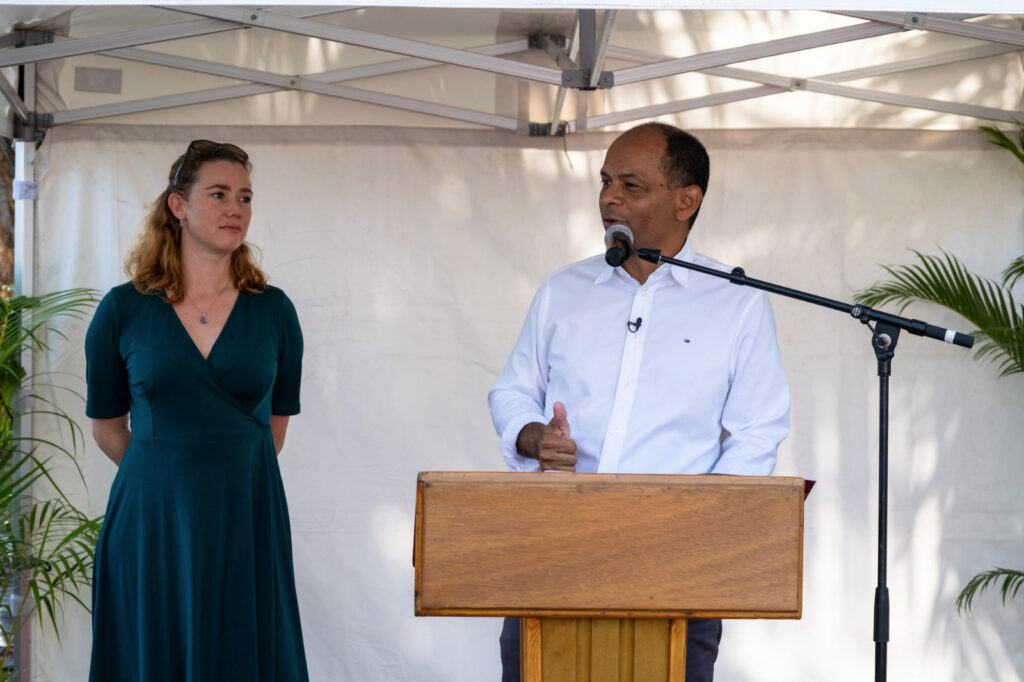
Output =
[
  {"x1": 1, "y1": 7, "x2": 1023, "y2": 137},
  {"x1": 1, "y1": 4, "x2": 1023, "y2": 682}
]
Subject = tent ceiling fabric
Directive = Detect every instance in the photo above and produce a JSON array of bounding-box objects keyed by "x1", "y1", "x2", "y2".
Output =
[{"x1": 0, "y1": 6, "x2": 1022, "y2": 134}]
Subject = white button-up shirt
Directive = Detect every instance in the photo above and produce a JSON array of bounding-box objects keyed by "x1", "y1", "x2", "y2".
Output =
[{"x1": 489, "y1": 239, "x2": 790, "y2": 475}]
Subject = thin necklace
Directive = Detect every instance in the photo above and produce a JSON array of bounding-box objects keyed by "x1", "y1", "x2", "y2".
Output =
[{"x1": 184, "y1": 282, "x2": 233, "y2": 325}]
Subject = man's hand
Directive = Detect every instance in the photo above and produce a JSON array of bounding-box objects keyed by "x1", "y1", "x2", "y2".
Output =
[{"x1": 515, "y1": 401, "x2": 577, "y2": 472}]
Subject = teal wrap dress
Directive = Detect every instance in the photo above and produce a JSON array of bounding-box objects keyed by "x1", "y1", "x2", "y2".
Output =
[{"x1": 85, "y1": 283, "x2": 308, "y2": 681}]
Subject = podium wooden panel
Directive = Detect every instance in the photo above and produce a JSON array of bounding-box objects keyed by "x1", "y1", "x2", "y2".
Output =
[
  {"x1": 530, "y1": 617, "x2": 683, "y2": 681},
  {"x1": 414, "y1": 472, "x2": 805, "y2": 680}
]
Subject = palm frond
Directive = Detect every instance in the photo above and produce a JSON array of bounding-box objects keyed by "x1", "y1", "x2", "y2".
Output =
[
  {"x1": 0, "y1": 288, "x2": 101, "y2": 652},
  {"x1": 0, "y1": 412, "x2": 89, "y2": 509},
  {"x1": 6, "y1": 499, "x2": 102, "y2": 637},
  {"x1": 1004, "y1": 255, "x2": 1024, "y2": 289},
  {"x1": 0, "y1": 289, "x2": 98, "y2": 360},
  {"x1": 0, "y1": 290, "x2": 99, "y2": 434},
  {"x1": 8, "y1": 386, "x2": 89, "y2": 489},
  {"x1": 956, "y1": 568, "x2": 1024, "y2": 615},
  {"x1": 980, "y1": 124, "x2": 1024, "y2": 166},
  {"x1": 855, "y1": 250, "x2": 1024, "y2": 375},
  {"x1": 0, "y1": 450, "x2": 50, "y2": 512}
]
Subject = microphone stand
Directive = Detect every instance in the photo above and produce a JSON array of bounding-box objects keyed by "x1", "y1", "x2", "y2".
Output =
[{"x1": 635, "y1": 248, "x2": 973, "y2": 682}]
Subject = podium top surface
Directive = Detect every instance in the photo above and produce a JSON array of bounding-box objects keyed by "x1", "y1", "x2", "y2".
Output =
[{"x1": 414, "y1": 472, "x2": 805, "y2": 619}]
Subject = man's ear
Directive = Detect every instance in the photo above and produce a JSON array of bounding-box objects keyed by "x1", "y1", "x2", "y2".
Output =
[
  {"x1": 167, "y1": 192, "x2": 186, "y2": 221},
  {"x1": 675, "y1": 185, "x2": 703, "y2": 225}
]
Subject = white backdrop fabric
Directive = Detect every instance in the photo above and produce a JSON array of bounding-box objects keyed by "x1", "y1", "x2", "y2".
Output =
[{"x1": 30, "y1": 123, "x2": 1024, "y2": 681}]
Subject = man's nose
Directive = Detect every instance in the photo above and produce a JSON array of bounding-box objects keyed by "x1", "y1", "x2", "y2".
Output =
[{"x1": 601, "y1": 185, "x2": 622, "y2": 206}]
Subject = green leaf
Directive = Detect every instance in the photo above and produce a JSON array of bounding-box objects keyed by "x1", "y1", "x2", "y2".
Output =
[
  {"x1": 956, "y1": 568, "x2": 1024, "y2": 615},
  {"x1": 980, "y1": 124, "x2": 1024, "y2": 166},
  {"x1": 1003, "y1": 255, "x2": 1024, "y2": 289},
  {"x1": 854, "y1": 250, "x2": 1024, "y2": 376},
  {"x1": 0, "y1": 289, "x2": 102, "y2": 653},
  {"x1": 6, "y1": 499, "x2": 102, "y2": 636}
]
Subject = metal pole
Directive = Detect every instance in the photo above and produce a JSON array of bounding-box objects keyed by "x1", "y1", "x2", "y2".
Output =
[
  {"x1": 13, "y1": 138, "x2": 34, "y2": 299},
  {"x1": 12, "y1": 58, "x2": 35, "y2": 682},
  {"x1": 869, "y1": 322, "x2": 897, "y2": 682}
]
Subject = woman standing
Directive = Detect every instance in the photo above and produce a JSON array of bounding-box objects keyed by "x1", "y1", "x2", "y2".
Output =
[{"x1": 85, "y1": 141, "x2": 308, "y2": 681}]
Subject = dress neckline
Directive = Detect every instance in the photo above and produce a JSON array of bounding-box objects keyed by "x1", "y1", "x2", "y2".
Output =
[{"x1": 167, "y1": 289, "x2": 244, "y2": 362}]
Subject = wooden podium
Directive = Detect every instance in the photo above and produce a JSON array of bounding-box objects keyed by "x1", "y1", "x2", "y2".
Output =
[{"x1": 414, "y1": 472, "x2": 805, "y2": 681}]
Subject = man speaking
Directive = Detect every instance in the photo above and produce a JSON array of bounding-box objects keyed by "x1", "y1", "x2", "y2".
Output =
[{"x1": 488, "y1": 122, "x2": 790, "y2": 681}]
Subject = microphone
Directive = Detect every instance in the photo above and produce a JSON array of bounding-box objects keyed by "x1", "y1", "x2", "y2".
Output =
[{"x1": 604, "y1": 224, "x2": 634, "y2": 267}]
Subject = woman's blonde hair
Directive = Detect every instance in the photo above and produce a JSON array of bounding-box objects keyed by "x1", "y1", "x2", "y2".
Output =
[{"x1": 126, "y1": 140, "x2": 268, "y2": 303}]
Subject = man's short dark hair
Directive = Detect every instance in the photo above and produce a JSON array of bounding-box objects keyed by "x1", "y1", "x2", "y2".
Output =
[{"x1": 632, "y1": 122, "x2": 710, "y2": 228}]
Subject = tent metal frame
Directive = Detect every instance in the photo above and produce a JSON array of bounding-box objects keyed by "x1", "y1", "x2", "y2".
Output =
[
  {"x1": 1, "y1": 7, "x2": 1021, "y2": 139},
  {"x1": 592, "y1": 42, "x2": 1024, "y2": 128}
]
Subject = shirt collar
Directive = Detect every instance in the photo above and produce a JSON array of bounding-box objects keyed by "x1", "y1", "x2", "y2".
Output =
[
  {"x1": 593, "y1": 237, "x2": 695, "y2": 288},
  {"x1": 666, "y1": 238, "x2": 695, "y2": 288}
]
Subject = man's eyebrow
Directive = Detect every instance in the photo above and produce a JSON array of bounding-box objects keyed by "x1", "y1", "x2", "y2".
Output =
[{"x1": 600, "y1": 170, "x2": 644, "y2": 180}]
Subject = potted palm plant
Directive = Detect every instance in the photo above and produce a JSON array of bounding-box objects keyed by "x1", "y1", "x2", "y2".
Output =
[
  {"x1": 0, "y1": 288, "x2": 102, "y2": 678},
  {"x1": 855, "y1": 123, "x2": 1024, "y2": 614}
]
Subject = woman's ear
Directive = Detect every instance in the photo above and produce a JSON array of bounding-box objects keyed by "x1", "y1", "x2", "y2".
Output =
[{"x1": 167, "y1": 191, "x2": 186, "y2": 221}]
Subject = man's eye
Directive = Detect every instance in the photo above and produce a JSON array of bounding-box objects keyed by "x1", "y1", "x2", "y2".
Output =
[
  {"x1": 211, "y1": 192, "x2": 223, "y2": 199},
  {"x1": 241, "y1": 196, "x2": 252, "y2": 204}
]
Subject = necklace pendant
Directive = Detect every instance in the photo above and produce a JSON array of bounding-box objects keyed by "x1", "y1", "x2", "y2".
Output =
[{"x1": 200, "y1": 314, "x2": 208, "y2": 325}]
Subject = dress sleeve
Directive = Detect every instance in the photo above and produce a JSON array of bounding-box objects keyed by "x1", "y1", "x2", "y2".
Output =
[
  {"x1": 272, "y1": 290, "x2": 303, "y2": 416},
  {"x1": 85, "y1": 288, "x2": 131, "y2": 419}
]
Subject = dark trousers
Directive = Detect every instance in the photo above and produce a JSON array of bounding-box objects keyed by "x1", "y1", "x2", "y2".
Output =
[{"x1": 500, "y1": 616, "x2": 722, "y2": 682}]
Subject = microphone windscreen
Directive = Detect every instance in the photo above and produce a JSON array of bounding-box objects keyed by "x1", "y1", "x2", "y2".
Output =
[
  {"x1": 604, "y1": 224, "x2": 634, "y2": 249},
  {"x1": 605, "y1": 247, "x2": 628, "y2": 267}
]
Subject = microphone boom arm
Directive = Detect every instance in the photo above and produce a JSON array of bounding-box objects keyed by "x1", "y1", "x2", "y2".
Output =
[{"x1": 635, "y1": 248, "x2": 974, "y2": 348}]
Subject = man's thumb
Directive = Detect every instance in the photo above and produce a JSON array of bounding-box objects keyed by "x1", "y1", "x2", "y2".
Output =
[{"x1": 551, "y1": 401, "x2": 570, "y2": 437}]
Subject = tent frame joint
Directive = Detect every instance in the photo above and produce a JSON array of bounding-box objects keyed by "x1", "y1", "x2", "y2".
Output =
[
  {"x1": 15, "y1": 29, "x2": 54, "y2": 48},
  {"x1": 561, "y1": 9, "x2": 614, "y2": 90},
  {"x1": 528, "y1": 33, "x2": 565, "y2": 50},
  {"x1": 531, "y1": 30, "x2": 612, "y2": 90},
  {"x1": 240, "y1": 8, "x2": 267, "y2": 27},
  {"x1": 532, "y1": 33, "x2": 580, "y2": 74},
  {"x1": 904, "y1": 12, "x2": 927, "y2": 29},
  {"x1": 13, "y1": 111, "x2": 51, "y2": 143},
  {"x1": 562, "y1": 69, "x2": 613, "y2": 90},
  {"x1": 528, "y1": 121, "x2": 569, "y2": 137},
  {"x1": 0, "y1": 28, "x2": 53, "y2": 51}
]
